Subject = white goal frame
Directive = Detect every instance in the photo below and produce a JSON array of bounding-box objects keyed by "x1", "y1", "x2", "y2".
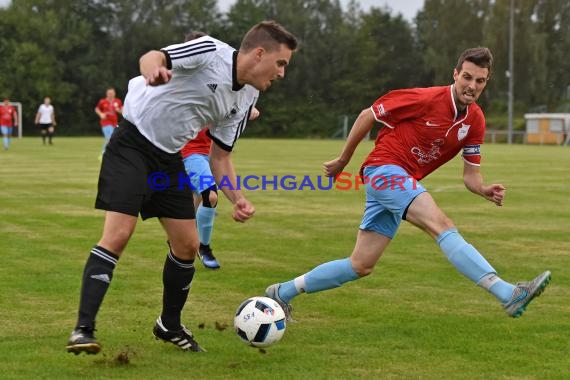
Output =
[{"x1": 8, "y1": 102, "x2": 23, "y2": 138}]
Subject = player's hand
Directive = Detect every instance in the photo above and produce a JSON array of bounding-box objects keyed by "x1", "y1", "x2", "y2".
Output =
[
  {"x1": 249, "y1": 107, "x2": 260, "y2": 120},
  {"x1": 482, "y1": 184, "x2": 506, "y2": 206},
  {"x1": 323, "y1": 157, "x2": 348, "y2": 179},
  {"x1": 146, "y1": 67, "x2": 172, "y2": 86},
  {"x1": 232, "y1": 198, "x2": 255, "y2": 223}
]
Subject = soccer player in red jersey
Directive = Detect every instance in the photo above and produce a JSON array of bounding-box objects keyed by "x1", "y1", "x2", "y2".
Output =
[
  {"x1": 95, "y1": 87, "x2": 123, "y2": 156},
  {"x1": 0, "y1": 97, "x2": 18, "y2": 150},
  {"x1": 266, "y1": 47, "x2": 551, "y2": 322},
  {"x1": 181, "y1": 105, "x2": 260, "y2": 269}
]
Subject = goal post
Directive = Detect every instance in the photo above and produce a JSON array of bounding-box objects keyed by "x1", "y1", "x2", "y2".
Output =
[{"x1": 8, "y1": 102, "x2": 23, "y2": 138}]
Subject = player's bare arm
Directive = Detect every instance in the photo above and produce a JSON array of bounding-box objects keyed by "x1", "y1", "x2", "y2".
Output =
[
  {"x1": 463, "y1": 163, "x2": 506, "y2": 206},
  {"x1": 323, "y1": 108, "x2": 376, "y2": 178},
  {"x1": 95, "y1": 107, "x2": 105, "y2": 119},
  {"x1": 139, "y1": 50, "x2": 172, "y2": 86},
  {"x1": 209, "y1": 142, "x2": 255, "y2": 223}
]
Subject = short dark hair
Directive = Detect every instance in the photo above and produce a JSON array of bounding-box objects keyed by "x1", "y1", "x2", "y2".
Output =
[
  {"x1": 240, "y1": 20, "x2": 298, "y2": 53},
  {"x1": 456, "y1": 47, "x2": 493, "y2": 77},
  {"x1": 185, "y1": 31, "x2": 207, "y2": 42}
]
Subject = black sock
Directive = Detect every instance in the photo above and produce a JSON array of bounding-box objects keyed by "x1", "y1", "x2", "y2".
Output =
[
  {"x1": 76, "y1": 245, "x2": 119, "y2": 329},
  {"x1": 48, "y1": 132, "x2": 53, "y2": 143},
  {"x1": 42, "y1": 135, "x2": 46, "y2": 143},
  {"x1": 161, "y1": 249, "x2": 195, "y2": 330}
]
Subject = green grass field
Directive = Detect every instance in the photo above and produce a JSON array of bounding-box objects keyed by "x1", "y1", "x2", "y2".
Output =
[{"x1": 1, "y1": 137, "x2": 569, "y2": 380}]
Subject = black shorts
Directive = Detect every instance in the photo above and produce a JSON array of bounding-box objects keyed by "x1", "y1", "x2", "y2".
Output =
[
  {"x1": 39, "y1": 123, "x2": 52, "y2": 130},
  {"x1": 95, "y1": 119, "x2": 195, "y2": 220}
]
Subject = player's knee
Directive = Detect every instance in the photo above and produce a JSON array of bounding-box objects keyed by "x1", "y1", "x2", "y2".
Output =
[
  {"x1": 174, "y1": 241, "x2": 199, "y2": 260},
  {"x1": 208, "y1": 191, "x2": 218, "y2": 207},
  {"x1": 99, "y1": 229, "x2": 133, "y2": 255},
  {"x1": 201, "y1": 186, "x2": 218, "y2": 208}
]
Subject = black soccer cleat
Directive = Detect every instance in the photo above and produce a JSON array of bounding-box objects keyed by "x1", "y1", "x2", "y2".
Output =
[
  {"x1": 66, "y1": 326, "x2": 101, "y2": 355},
  {"x1": 153, "y1": 317, "x2": 206, "y2": 352}
]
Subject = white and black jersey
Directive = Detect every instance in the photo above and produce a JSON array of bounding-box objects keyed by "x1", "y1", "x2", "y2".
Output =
[
  {"x1": 37, "y1": 104, "x2": 54, "y2": 124},
  {"x1": 123, "y1": 36, "x2": 259, "y2": 154}
]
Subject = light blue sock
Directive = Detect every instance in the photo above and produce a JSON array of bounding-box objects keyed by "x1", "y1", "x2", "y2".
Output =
[
  {"x1": 278, "y1": 258, "x2": 359, "y2": 302},
  {"x1": 196, "y1": 205, "x2": 216, "y2": 245},
  {"x1": 3, "y1": 136, "x2": 8, "y2": 149},
  {"x1": 437, "y1": 228, "x2": 514, "y2": 303}
]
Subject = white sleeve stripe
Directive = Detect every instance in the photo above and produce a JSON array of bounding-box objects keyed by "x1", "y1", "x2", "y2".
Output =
[{"x1": 462, "y1": 157, "x2": 481, "y2": 166}]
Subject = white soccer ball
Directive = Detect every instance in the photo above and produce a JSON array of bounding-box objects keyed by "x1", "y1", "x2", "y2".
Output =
[{"x1": 234, "y1": 296, "x2": 286, "y2": 348}]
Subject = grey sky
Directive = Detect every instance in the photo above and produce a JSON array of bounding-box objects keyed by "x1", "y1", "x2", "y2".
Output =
[
  {"x1": 218, "y1": 0, "x2": 425, "y2": 21},
  {"x1": 0, "y1": 0, "x2": 424, "y2": 21}
]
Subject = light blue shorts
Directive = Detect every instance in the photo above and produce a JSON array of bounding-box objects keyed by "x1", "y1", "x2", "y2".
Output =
[
  {"x1": 183, "y1": 154, "x2": 215, "y2": 194},
  {"x1": 359, "y1": 165, "x2": 426, "y2": 239},
  {"x1": 1, "y1": 126, "x2": 12, "y2": 135},
  {"x1": 101, "y1": 125, "x2": 115, "y2": 140}
]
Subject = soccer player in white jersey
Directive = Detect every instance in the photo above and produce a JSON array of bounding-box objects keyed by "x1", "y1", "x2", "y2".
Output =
[
  {"x1": 66, "y1": 21, "x2": 298, "y2": 355},
  {"x1": 35, "y1": 97, "x2": 57, "y2": 145},
  {"x1": 265, "y1": 47, "x2": 551, "y2": 325}
]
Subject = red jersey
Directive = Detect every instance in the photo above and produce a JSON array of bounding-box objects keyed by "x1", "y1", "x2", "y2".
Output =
[
  {"x1": 181, "y1": 129, "x2": 212, "y2": 158},
  {"x1": 0, "y1": 104, "x2": 17, "y2": 126},
  {"x1": 96, "y1": 98, "x2": 123, "y2": 127},
  {"x1": 362, "y1": 85, "x2": 485, "y2": 180}
]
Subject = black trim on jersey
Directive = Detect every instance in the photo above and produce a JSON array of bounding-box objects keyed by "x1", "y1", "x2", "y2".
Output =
[
  {"x1": 232, "y1": 114, "x2": 247, "y2": 148},
  {"x1": 160, "y1": 50, "x2": 172, "y2": 70},
  {"x1": 206, "y1": 129, "x2": 233, "y2": 152},
  {"x1": 232, "y1": 51, "x2": 244, "y2": 91},
  {"x1": 166, "y1": 40, "x2": 216, "y2": 61}
]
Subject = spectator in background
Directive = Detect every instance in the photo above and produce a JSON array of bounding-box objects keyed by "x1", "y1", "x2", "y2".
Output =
[
  {"x1": 35, "y1": 96, "x2": 57, "y2": 145},
  {"x1": 95, "y1": 87, "x2": 123, "y2": 158},
  {"x1": 0, "y1": 97, "x2": 18, "y2": 150}
]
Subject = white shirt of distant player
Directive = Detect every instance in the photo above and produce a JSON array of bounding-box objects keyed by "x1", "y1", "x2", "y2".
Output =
[
  {"x1": 123, "y1": 36, "x2": 259, "y2": 153},
  {"x1": 37, "y1": 104, "x2": 55, "y2": 124}
]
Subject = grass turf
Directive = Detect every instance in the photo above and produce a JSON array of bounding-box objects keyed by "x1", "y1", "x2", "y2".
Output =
[{"x1": 0, "y1": 137, "x2": 569, "y2": 379}]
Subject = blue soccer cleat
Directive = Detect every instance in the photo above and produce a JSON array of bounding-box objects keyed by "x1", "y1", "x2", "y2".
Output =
[
  {"x1": 198, "y1": 243, "x2": 220, "y2": 269},
  {"x1": 503, "y1": 270, "x2": 551, "y2": 318}
]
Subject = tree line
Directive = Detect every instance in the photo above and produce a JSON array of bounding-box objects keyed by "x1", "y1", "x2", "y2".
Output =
[{"x1": 0, "y1": 0, "x2": 569, "y2": 137}]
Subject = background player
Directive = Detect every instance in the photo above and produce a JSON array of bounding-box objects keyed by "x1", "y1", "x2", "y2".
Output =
[
  {"x1": 35, "y1": 96, "x2": 57, "y2": 145},
  {"x1": 95, "y1": 87, "x2": 123, "y2": 157},
  {"x1": 0, "y1": 97, "x2": 18, "y2": 150},
  {"x1": 181, "y1": 107, "x2": 260, "y2": 269}
]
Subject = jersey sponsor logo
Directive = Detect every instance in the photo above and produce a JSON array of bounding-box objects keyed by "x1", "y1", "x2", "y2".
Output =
[
  {"x1": 376, "y1": 103, "x2": 388, "y2": 117},
  {"x1": 425, "y1": 121, "x2": 441, "y2": 127},
  {"x1": 207, "y1": 83, "x2": 218, "y2": 93},
  {"x1": 411, "y1": 138, "x2": 444, "y2": 165},
  {"x1": 458, "y1": 123, "x2": 470, "y2": 140}
]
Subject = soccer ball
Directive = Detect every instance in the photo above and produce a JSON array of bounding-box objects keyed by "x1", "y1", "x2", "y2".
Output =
[{"x1": 234, "y1": 296, "x2": 286, "y2": 348}]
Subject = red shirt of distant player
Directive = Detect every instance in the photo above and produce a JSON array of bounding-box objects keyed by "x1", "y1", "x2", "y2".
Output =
[
  {"x1": 181, "y1": 129, "x2": 212, "y2": 158},
  {"x1": 362, "y1": 85, "x2": 485, "y2": 180},
  {"x1": 0, "y1": 103, "x2": 17, "y2": 126},
  {"x1": 96, "y1": 97, "x2": 123, "y2": 127}
]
